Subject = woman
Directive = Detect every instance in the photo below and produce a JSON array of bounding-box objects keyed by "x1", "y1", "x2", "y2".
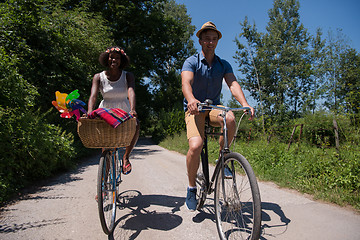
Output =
[{"x1": 87, "y1": 46, "x2": 140, "y2": 174}]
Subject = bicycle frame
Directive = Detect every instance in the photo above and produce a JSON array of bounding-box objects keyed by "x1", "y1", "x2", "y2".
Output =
[
  {"x1": 197, "y1": 101, "x2": 261, "y2": 240},
  {"x1": 198, "y1": 101, "x2": 250, "y2": 195},
  {"x1": 102, "y1": 149, "x2": 123, "y2": 200},
  {"x1": 114, "y1": 149, "x2": 123, "y2": 187},
  {"x1": 200, "y1": 131, "x2": 224, "y2": 195}
]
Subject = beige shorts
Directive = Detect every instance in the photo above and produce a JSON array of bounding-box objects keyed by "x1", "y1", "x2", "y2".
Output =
[{"x1": 185, "y1": 108, "x2": 223, "y2": 139}]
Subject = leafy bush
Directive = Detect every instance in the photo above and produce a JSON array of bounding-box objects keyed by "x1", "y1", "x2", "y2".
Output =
[
  {"x1": 0, "y1": 108, "x2": 76, "y2": 202},
  {"x1": 292, "y1": 111, "x2": 337, "y2": 147},
  {"x1": 291, "y1": 112, "x2": 359, "y2": 148},
  {"x1": 0, "y1": 38, "x2": 77, "y2": 203},
  {"x1": 0, "y1": 47, "x2": 38, "y2": 109},
  {"x1": 151, "y1": 108, "x2": 186, "y2": 143}
]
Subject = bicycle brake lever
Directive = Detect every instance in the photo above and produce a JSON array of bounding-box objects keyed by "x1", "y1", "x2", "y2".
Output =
[{"x1": 204, "y1": 99, "x2": 213, "y2": 105}]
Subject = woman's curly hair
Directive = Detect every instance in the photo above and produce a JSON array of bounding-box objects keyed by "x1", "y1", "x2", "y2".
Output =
[{"x1": 99, "y1": 46, "x2": 130, "y2": 69}]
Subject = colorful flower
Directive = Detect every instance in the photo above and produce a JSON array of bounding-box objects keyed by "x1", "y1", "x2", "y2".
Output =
[{"x1": 105, "y1": 47, "x2": 126, "y2": 55}]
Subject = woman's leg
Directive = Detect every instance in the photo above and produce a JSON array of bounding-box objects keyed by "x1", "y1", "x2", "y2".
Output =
[{"x1": 122, "y1": 119, "x2": 140, "y2": 173}]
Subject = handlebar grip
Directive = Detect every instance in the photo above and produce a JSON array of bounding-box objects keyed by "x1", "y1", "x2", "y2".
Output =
[{"x1": 198, "y1": 99, "x2": 213, "y2": 111}]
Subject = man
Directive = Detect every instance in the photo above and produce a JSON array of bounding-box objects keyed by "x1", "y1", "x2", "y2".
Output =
[{"x1": 181, "y1": 21, "x2": 255, "y2": 211}]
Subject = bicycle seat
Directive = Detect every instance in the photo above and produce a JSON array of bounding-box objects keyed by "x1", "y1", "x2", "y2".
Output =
[{"x1": 204, "y1": 117, "x2": 222, "y2": 136}]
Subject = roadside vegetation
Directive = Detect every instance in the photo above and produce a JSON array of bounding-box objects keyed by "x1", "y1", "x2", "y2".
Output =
[
  {"x1": 0, "y1": 0, "x2": 195, "y2": 204},
  {"x1": 159, "y1": 0, "x2": 360, "y2": 211},
  {"x1": 159, "y1": 113, "x2": 360, "y2": 211}
]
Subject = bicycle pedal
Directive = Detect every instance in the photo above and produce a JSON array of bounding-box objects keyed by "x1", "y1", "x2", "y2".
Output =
[
  {"x1": 116, "y1": 180, "x2": 122, "y2": 186},
  {"x1": 197, "y1": 172, "x2": 205, "y2": 180}
]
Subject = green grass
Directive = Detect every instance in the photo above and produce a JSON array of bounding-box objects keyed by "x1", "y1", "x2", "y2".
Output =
[
  {"x1": 158, "y1": 131, "x2": 189, "y2": 155},
  {"x1": 159, "y1": 131, "x2": 360, "y2": 211}
]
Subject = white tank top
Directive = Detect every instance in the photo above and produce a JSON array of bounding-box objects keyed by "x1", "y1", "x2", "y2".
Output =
[{"x1": 98, "y1": 70, "x2": 131, "y2": 112}]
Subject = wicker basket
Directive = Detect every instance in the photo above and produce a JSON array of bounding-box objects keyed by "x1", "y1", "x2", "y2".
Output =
[{"x1": 77, "y1": 118, "x2": 136, "y2": 148}]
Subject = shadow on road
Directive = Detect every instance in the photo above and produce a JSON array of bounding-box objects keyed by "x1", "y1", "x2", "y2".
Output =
[
  {"x1": 130, "y1": 138, "x2": 161, "y2": 160},
  {"x1": 1, "y1": 152, "x2": 100, "y2": 206},
  {"x1": 187, "y1": 199, "x2": 291, "y2": 240},
  {"x1": 0, "y1": 218, "x2": 66, "y2": 233},
  {"x1": 260, "y1": 202, "x2": 291, "y2": 239},
  {"x1": 5, "y1": 138, "x2": 157, "y2": 206},
  {"x1": 109, "y1": 190, "x2": 184, "y2": 240}
]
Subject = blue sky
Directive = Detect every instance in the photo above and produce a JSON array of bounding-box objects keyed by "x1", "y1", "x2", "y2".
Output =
[{"x1": 175, "y1": 0, "x2": 360, "y2": 106}]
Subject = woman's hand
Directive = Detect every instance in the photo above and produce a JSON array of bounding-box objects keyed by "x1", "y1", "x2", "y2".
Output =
[{"x1": 130, "y1": 110, "x2": 138, "y2": 118}]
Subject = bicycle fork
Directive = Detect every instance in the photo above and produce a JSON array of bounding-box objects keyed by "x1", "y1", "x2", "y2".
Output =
[
  {"x1": 115, "y1": 149, "x2": 122, "y2": 187},
  {"x1": 220, "y1": 110, "x2": 232, "y2": 205}
]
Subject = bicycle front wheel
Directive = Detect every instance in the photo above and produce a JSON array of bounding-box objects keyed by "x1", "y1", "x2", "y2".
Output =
[
  {"x1": 214, "y1": 152, "x2": 261, "y2": 240},
  {"x1": 97, "y1": 150, "x2": 117, "y2": 235}
]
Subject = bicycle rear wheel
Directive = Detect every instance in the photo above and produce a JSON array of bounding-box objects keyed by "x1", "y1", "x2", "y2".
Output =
[
  {"x1": 97, "y1": 150, "x2": 117, "y2": 235},
  {"x1": 214, "y1": 152, "x2": 261, "y2": 240}
]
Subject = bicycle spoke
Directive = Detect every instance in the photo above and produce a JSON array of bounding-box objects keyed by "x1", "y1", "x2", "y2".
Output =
[{"x1": 97, "y1": 150, "x2": 117, "y2": 235}]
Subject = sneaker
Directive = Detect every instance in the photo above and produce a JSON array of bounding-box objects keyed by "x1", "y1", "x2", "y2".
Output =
[
  {"x1": 185, "y1": 187, "x2": 197, "y2": 211},
  {"x1": 216, "y1": 158, "x2": 233, "y2": 179},
  {"x1": 224, "y1": 164, "x2": 233, "y2": 179}
]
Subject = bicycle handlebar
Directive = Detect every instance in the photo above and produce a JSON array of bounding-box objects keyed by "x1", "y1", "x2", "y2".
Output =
[{"x1": 197, "y1": 99, "x2": 250, "y2": 113}]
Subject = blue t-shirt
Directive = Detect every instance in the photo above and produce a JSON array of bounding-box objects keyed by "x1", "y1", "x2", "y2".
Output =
[{"x1": 181, "y1": 53, "x2": 233, "y2": 111}]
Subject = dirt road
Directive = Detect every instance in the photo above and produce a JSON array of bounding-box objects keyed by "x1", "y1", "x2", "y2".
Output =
[{"x1": 1, "y1": 138, "x2": 359, "y2": 239}]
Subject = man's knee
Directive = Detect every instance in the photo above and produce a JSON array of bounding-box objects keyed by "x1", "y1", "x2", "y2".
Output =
[
  {"x1": 226, "y1": 112, "x2": 236, "y2": 125},
  {"x1": 188, "y1": 136, "x2": 203, "y2": 154}
]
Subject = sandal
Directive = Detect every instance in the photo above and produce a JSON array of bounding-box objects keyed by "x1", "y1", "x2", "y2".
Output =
[{"x1": 122, "y1": 159, "x2": 132, "y2": 175}]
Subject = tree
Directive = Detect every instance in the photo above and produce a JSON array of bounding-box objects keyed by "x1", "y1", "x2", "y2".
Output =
[
  {"x1": 0, "y1": 0, "x2": 112, "y2": 112},
  {"x1": 151, "y1": 1, "x2": 196, "y2": 112},
  {"x1": 305, "y1": 28, "x2": 326, "y2": 114},
  {"x1": 235, "y1": 0, "x2": 313, "y2": 123},
  {"x1": 0, "y1": 1, "x2": 87, "y2": 200},
  {"x1": 0, "y1": 0, "x2": 195, "y2": 201},
  {"x1": 85, "y1": 0, "x2": 196, "y2": 133},
  {"x1": 338, "y1": 48, "x2": 360, "y2": 124},
  {"x1": 322, "y1": 29, "x2": 351, "y2": 114}
]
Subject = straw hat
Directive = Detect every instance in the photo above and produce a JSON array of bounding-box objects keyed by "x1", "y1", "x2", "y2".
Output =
[{"x1": 196, "y1": 21, "x2": 222, "y2": 39}]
